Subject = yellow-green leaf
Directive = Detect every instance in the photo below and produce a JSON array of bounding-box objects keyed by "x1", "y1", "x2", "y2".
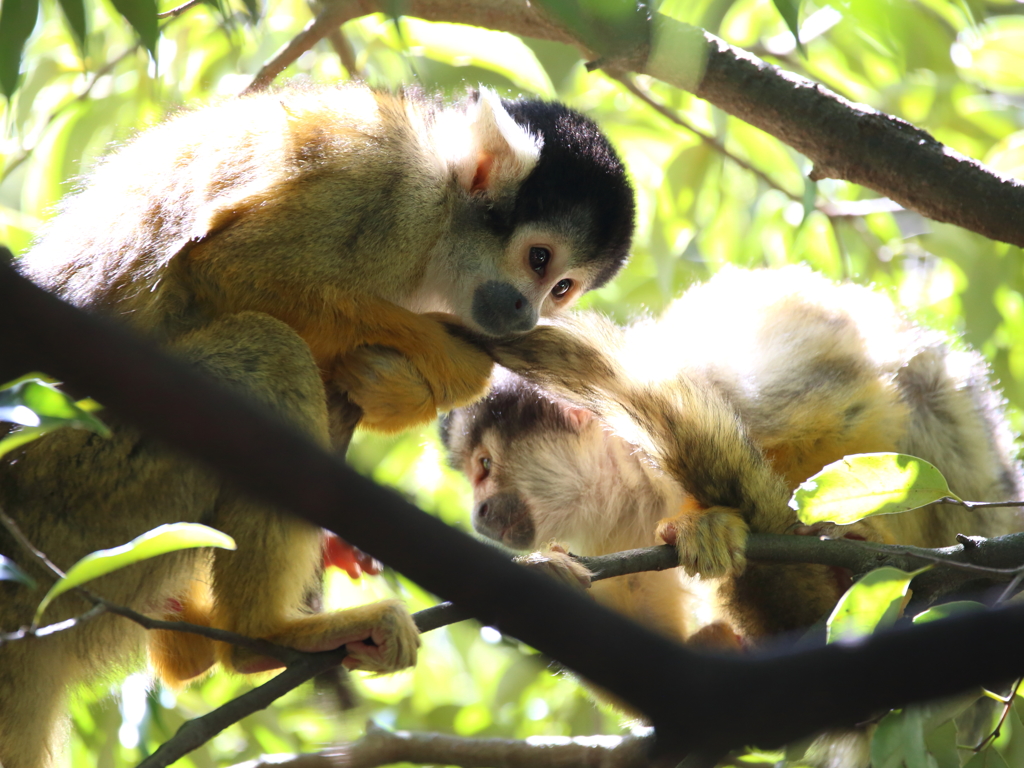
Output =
[
  {"x1": 827, "y1": 566, "x2": 929, "y2": 643},
  {"x1": 791, "y1": 453, "x2": 958, "y2": 525},
  {"x1": 34, "y1": 523, "x2": 236, "y2": 624},
  {"x1": 912, "y1": 601, "x2": 987, "y2": 624},
  {"x1": 0, "y1": 378, "x2": 109, "y2": 432}
]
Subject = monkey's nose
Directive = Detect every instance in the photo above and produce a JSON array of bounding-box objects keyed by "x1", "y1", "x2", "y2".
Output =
[{"x1": 472, "y1": 281, "x2": 538, "y2": 336}]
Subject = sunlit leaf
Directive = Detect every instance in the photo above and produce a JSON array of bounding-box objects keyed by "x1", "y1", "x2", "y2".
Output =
[
  {"x1": 791, "y1": 453, "x2": 958, "y2": 525},
  {"x1": 827, "y1": 566, "x2": 928, "y2": 643},
  {"x1": 398, "y1": 19, "x2": 555, "y2": 97},
  {"x1": 0, "y1": 0, "x2": 38, "y2": 98},
  {"x1": 0, "y1": 378, "x2": 108, "y2": 432},
  {"x1": 0, "y1": 554, "x2": 36, "y2": 588},
  {"x1": 912, "y1": 601, "x2": 987, "y2": 624},
  {"x1": 0, "y1": 378, "x2": 109, "y2": 459},
  {"x1": 34, "y1": 523, "x2": 236, "y2": 623}
]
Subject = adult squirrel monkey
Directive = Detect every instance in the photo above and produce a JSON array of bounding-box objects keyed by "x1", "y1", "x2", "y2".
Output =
[
  {"x1": 443, "y1": 266, "x2": 1023, "y2": 643},
  {"x1": 0, "y1": 83, "x2": 634, "y2": 768}
]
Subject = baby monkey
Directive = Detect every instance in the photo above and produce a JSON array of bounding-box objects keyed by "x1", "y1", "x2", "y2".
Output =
[
  {"x1": 1, "y1": 82, "x2": 633, "y2": 768},
  {"x1": 443, "y1": 266, "x2": 1024, "y2": 642}
]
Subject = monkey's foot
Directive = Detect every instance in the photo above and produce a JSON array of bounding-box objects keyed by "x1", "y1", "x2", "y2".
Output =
[
  {"x1": 516, "y1": 545, "x2": 592, "y2": 590},
  {"x1": 657, "y1": 505, "x2": 748, "y2": 579},
  {"x1": 230, "y1": 599, "x2": 420, "y2": 675}
]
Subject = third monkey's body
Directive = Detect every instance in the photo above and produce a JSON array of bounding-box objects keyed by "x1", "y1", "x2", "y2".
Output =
[{"x1": 445, "y1": 266, "x2": 1023, "y2": 640}]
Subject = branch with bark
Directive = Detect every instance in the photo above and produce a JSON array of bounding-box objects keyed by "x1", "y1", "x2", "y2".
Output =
[
  {"x1": 6, "y1": 260, "x2": 1024, "y2": 763},
  {"x1": 246, "y1": 0, "x2": 1024, "y2": 247}
]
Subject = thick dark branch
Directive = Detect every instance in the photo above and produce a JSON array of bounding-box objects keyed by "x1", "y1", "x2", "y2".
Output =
[{"x1": 8, "y1": 262, "x2": 1024, "y2": 758}]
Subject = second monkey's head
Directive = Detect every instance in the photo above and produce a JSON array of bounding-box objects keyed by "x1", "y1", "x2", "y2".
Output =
[{"x1": 431, "y1": 88, "x2": 635, "y2": 336}]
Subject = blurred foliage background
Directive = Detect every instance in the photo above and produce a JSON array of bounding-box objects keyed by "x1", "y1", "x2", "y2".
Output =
[{"x1": 3, "y1": 0, "x2": 1024, "y2": 764}]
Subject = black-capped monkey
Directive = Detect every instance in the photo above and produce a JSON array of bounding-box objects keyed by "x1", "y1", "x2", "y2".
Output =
[
  {"x1": 443, "y1": 266, "x2": 1023, "y2": 645},
  {"x1": 0, "y1": 82, "x2": 634, "y2": 768}
]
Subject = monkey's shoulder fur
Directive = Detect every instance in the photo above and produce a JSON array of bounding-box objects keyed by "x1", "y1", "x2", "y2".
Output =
[{"x1": 446, "y1": 265, "x2": 1024, "y2": 641}]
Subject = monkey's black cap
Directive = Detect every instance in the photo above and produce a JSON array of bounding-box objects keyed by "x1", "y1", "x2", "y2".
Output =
[{"x1": 502, "y1": 99, "x2": 636, "y2": 290}]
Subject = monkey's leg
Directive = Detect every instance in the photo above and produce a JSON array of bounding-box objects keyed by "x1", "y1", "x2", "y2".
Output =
[
  {"x1": 207, "y1": 506, "x2": 419, "y2": 675},
  {"x1": 171, "y1": 312, "x2": 418, "y2": 678}
]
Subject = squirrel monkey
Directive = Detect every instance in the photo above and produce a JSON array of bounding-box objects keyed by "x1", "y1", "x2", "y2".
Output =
[
  {"x1": 443, "y1": 266, "x2": 1024, "y2": 642},
  {"x1": 0, "y1": 83, "x2": 634, "y2": 768}
]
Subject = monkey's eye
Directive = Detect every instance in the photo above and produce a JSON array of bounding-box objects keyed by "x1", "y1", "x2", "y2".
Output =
[
  {"x1": 551, "y1": 279, "x2": 573, "y2": 299},
  {"x1": 480, "y1": 456, "x2": 492, "y2": 479},
  {"x1": 529, "y1": 246, "x2": 551, "y2": 276}
]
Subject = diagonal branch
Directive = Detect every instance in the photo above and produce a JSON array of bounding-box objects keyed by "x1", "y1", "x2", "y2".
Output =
[
  {"x1": 8, "y1": 261, "x2": 1024, "y2": 760},
  {"x1": 251, "y1": 1, "x2": 1024, "y2": 247}
]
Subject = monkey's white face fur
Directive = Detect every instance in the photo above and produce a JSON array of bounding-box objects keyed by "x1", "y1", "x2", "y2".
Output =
[{"x1": 446, "y1": 398, "x2": 680, "y2": 557}]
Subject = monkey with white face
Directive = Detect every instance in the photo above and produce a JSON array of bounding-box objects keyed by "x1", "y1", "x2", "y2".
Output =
[
  {"x1": 443, "y1": 266, "x2": 1024, "y2": 644},
  {"x1": 1, "y1": 82, "x2": 634, "y2": 768}
]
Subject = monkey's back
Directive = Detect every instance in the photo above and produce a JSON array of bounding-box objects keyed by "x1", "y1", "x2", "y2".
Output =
[
  {"x1": 20, "y1": 84, "x2": 453, "y2": 338},
  {"x1": 631, "y1": 265, "x2": 1023, "y2": 545}
]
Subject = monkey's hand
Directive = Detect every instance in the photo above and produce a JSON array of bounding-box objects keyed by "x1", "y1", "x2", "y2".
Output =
[
  {"x1": 334, "y1": 314, "x2": 493, "y2": 432},
  {"x1": 657, "y1": 504, "x2": 749, "y2": 579},
  {"x1": 231, "y1": 599, "x2": 420, "y2": 675},
  {"x1": 516, "y1": 545, "x2": 592, "y2": 591}
]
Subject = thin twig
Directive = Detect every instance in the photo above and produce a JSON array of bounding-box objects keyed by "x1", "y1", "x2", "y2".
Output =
[
  {"x1": 157, "y1": 0, "x2": 205, "y2": 18},
  {"x1": 0, "y1": 507, "x2": 64, "y2": 579},
  {"x1": 973, "y1": 678, "x2": 1023, "y2": 752},
  {"x1": 617, "y1": 74, "x2": 801, "y2": 202},
  {"x1": 939, "y1": 496, "x2": 1024, "y2": 510}
]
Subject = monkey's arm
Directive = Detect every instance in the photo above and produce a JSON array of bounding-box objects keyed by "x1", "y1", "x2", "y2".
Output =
[
  {"x1": 488, "y1": 321, "x2": 793, "y2": 578},
  {"x1": 324, "y1": 304, "x2": 494, "y2": 432}
]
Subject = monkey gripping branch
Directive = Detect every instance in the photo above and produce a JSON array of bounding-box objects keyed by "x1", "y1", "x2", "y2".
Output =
[{"x1": 3, "y1": 260, "x2": 1024, "y2": 758}]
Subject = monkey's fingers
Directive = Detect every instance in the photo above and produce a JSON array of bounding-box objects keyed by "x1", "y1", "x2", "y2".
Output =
[
  {"x1": 516, "y1": 546, "x2": 592, "y2": 590},
  {"x1": 657, "y1": 506, "x2": 749, "y2": 579}
]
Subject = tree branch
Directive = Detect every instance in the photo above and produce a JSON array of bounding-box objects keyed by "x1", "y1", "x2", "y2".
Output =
[
  {"x1": 8, "y1": 262, "x2": 1024, "y2": 760},
  {"x1": 254, "y1": 1, "x2": 1024, "y2": 247}
]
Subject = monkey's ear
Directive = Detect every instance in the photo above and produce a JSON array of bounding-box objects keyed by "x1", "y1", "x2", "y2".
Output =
[
  {"x1": 559, "y1": 402, "x2": 593, "y2": 430},
  {"x1": 460, "y1": 88, "x2": 543, "y2": 198}
]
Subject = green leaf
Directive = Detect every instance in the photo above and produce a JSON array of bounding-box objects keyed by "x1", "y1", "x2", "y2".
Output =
[
  {"x1": 0, "y1": 378, "x2": 109, "y2": 459},
  {"x1": 34, "y1": 523, "x2": 236, "y2": 623},
  {"x1": 56, "y1": 0, "x2": 87, "y2": 56},
  {"x1": 532, "y1": 0, "x2": 651, "y2": 60},
  {"x1": 912, "y1": 601, "x2": 988, "y2": 624},
  {"x1": 0, "y1": 0, "x2": 39, "y2": 98},
  {"x1": 871, "y1": 710, "x2": 906, "y2": 768},
  {"x1": 964, "y1": 747, "x2": 1009, "y2": 768},
  {"x1": 0, "y1": 554, "x2": 36, "y2": 588},
  {"x1": 108, "y1": 0, "x2": 159, "y2": 60},
  {"x1": 791, "y1": 453, "x2": 958, "y2": 525},
  {"x1": 773, "y1": 0, "x2": 806, "y2": 56},
  {"x1": 827, "y1": 566, "x2": 928, "y2": 643},
  {"x1": 398, "y1": 19, "x2": 556, "y2": 97}
]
